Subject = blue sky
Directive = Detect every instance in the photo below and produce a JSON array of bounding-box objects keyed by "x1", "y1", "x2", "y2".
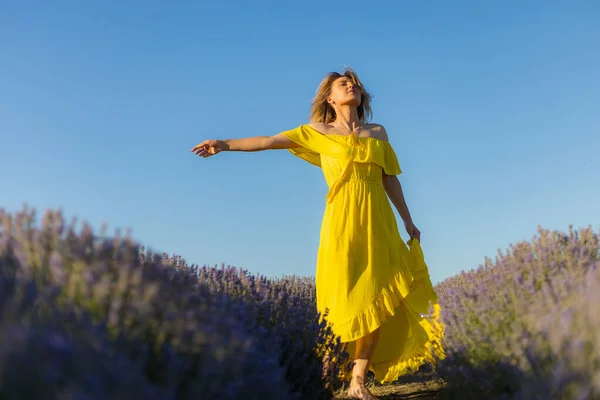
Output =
[{"x1": 1, "y1": 1, "x2": 598, "y2": 285}]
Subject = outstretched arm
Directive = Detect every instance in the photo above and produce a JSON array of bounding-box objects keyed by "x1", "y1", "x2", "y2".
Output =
[{"x1": 191, "y1": 133, "x2": 299, "y2": 158}]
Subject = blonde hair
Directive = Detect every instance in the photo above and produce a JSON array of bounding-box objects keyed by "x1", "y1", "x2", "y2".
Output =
[{"x1": 309, "y1": 67, "x2": 373, "y2": 123}]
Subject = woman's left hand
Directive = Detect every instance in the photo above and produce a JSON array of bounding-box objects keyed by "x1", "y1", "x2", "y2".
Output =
[{"x1": 405, "y1": 220, "x2": 421, "y2": 242}]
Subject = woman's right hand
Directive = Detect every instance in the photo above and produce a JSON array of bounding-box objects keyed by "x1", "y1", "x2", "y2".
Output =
[{"x1": 191, "y1": 139, "x2": 229, "y2": 158}]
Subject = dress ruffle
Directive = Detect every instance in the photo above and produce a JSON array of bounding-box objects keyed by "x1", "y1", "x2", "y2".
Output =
[
  {"x1": 282, "y1": 124, "x2": 403, "y2": 204},
  {"x1": 369, "y1": 302, "x2": 444, "y2": 383},
  {"x1": 281, "y1": 124, "x2": 402, "y2": 176},
  {"x1": 327, "y1": 238, "x2": 438, "y2": 339},
  {"x1": 281, "y1": 124, "x2": 349, "y2": 167},
  {"x1": 317, "y1": 239, "x2": 444, "y2": 383}
]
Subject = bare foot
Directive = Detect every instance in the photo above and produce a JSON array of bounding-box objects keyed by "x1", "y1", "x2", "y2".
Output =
[{"x1": 347, "y1": 377, "x2": 379, "y2": 400}]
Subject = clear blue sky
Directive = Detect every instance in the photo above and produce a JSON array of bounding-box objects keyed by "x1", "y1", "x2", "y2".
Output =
[{"x1": 1, "y1": 1, "x2": 598, "y2": 285}]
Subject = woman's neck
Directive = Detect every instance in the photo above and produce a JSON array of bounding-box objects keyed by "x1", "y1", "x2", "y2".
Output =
[{"x1": 332, "y1": 106, "x2": 361, "y2": 131}]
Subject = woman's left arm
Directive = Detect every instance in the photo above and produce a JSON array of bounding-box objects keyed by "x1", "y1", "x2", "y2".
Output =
[
  {"x1": 373, "y1": 124, "x2": 421, "y2": 241},
  {"x1": 383, "y1": 174, "x2": 421, "y2": 241},
  {"x1": 382, "y1": 174, "x2": 413, "y2": 225}
]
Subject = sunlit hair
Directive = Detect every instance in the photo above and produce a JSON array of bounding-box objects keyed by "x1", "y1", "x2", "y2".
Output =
[{"x1": 309, "y1": 67, "x2": 373, "y2": 123}]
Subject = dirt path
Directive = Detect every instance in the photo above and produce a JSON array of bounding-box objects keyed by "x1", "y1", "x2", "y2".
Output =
[{"x1": 334, "y1": 370, "x2": 445, "y2": 400}]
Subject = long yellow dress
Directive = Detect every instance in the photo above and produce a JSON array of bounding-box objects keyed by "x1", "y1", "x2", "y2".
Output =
[{"x1": 280, "y1": 124, "x2": 443, "y2": 383}]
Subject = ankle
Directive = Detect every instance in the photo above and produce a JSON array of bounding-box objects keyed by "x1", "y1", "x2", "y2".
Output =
[{"x1": 351, "y1": 375, "x2": 365, "y2": 385}]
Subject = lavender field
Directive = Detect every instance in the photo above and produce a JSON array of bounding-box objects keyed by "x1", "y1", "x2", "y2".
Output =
[{"x1": 0, "y1": 205, "x2": 598, "y2": 399}]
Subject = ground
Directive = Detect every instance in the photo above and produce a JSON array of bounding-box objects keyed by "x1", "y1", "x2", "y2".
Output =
[{"x1": 334, "y1": 368, "x2": 446, "y2": 400}]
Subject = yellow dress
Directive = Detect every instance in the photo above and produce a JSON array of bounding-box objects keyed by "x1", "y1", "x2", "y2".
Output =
[{"x1": 281, "y1": 124, "x2": 443, "y2": 383}]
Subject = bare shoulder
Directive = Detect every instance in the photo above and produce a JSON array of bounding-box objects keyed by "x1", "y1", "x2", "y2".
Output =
[
  {"x1": 364, "y1": 123, "x2": 389, "y2": 142},
  {"x1": 308, "y1": 121, "x2": 330, "y2": 134}
]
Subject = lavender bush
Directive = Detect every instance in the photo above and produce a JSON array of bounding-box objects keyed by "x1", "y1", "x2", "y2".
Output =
[
  {"x1": 7, "y1": 203, "x2": 596, "y2": 399},
  {"x1": 434, "y1": 225, "x2": 600, "y2": 399},
  {"x1": 0, "y1": 206, "x2": 349, "y2": 399},
  {"x1": 192, "y1": 265, "x2": 352, "y2": 395},
  {"x1": 159, "y1": 255, "x2": 352, "y2": 397}
]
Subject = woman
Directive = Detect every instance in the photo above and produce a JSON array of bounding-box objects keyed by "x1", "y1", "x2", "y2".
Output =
[{"x1": 191, "y1": 68, "x2": 441, "y2": 400}]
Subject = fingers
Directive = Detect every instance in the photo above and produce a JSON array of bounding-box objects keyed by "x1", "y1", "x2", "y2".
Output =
[
  {"x1": 191, "y1": 140, "x2": 209, "y2": 152},
  {"x1": 408, "y1": 225, "x2": 421, "y2": 242},
  {"x1": 191, "y1": 140, "x2": 216, "y2": 158},
  {"x1": 198, "y1": 149, "x2": 214, "y2": 158},
  {"x1": 191, "y1": 145, "x2": 209, "y2": 157},
  {"x1": 414, "y1": 228, "x2": 421, "y2": 242},
  {"x1": 194, "y1": 148, "x2": 209, "y2": 157}
]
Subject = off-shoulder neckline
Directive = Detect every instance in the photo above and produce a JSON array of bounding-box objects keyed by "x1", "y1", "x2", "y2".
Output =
[{"x1": 302, "y1": 124, "x2": 390, "y2": 144}]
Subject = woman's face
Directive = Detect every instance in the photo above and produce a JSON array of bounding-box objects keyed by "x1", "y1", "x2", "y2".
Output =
[{"x1": 327, "y1": 76, "x2": 361, "y2": 107}]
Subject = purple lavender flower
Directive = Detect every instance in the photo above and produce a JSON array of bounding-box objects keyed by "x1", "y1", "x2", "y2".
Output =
[
  {"x1": 433, "y1": 225, "x2": 600, "y2": 399},
  {"x1": 0, "y1": 205, "x2": 351, "y2": 399}
]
